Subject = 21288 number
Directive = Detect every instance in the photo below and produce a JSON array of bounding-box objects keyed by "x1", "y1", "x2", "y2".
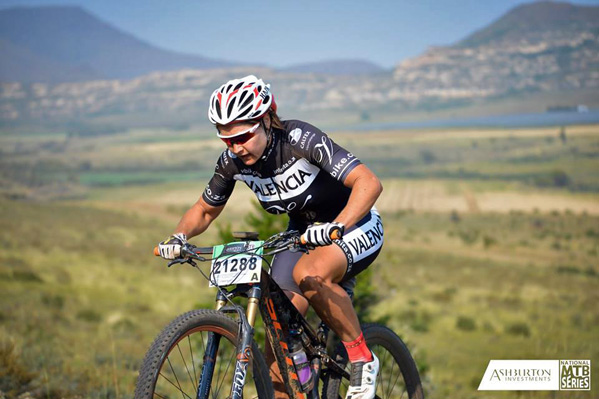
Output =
[{"x1": 213, "y1": 257, "x2": 258, "y2": 275}]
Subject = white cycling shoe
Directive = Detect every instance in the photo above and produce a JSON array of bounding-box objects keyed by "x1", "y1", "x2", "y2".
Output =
[{"x1": 345, "y1": 352, "x2": 379, "y2": 399}]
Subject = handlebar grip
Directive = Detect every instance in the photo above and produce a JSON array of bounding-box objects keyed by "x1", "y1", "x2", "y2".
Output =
[
  {"x1": 154, "y1": 247, "x2": 160, "y2": 256},
  {"x1": 300, "y1": 227, "x2": 343, "y2": 245},
  {"x1": 330, "y1": 228, "x2": 342, "y2": 240}
]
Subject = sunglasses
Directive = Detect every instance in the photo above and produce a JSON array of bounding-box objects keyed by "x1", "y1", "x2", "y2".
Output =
[{"x1": 217, "y1": 122, "x2": 260, "y2": 147}]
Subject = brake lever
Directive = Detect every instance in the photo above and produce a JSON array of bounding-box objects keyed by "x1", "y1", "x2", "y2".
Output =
[
  {"x1": 167, "y1": 258, "x2": 188, "y2": 268},
  {"x1": 167, "y1": 257, "x2": 198, "y2": 268},
  {"x1": 290, "y1": 237, "x2": 313, "y2": 253}
]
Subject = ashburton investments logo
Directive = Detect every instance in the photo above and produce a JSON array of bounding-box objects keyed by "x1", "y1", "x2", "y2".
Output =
[{"x1": 478, "y1": 360, "x2": 591, "y2": 391}]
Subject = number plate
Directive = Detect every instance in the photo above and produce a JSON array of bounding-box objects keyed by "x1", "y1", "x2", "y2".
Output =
[{"x1": 209, "y1": 241, "x2": 263, "y2": 287}]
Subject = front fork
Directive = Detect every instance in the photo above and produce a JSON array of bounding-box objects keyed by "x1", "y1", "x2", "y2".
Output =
[{"x1": 196, "y1": 286, "x2": 261, "y2": 399}]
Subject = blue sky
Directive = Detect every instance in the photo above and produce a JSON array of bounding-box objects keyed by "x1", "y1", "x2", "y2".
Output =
[{"x1": 1, "y1": 0, "x2": 598, "y2": 68}]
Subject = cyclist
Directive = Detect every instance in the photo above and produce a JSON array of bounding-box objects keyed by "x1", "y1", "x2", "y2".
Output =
[{"x1": 158, "y1": 75, "x2": 384, "y2": 399}]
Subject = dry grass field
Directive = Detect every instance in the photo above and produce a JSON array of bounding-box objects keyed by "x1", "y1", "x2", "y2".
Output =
[{"x1": 1, "y1": 123, "x2": 598, "y2": 398}]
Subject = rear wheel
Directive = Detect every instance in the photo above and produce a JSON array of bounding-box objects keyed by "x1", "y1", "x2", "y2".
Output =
[
  {"x1": 134, "y1": 309, "x2": 274, "y2": 399},
  {"x1": 322, "y1": 323, "x2": 424, "y2": 399}
]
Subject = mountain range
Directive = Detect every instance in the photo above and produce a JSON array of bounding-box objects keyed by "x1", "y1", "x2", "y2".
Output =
[
  {"x1": 0, "y1": 6, "x2": 383, "y2": 82},
  {"x1": 1, "y1": 1, "x2": 598, "y2": 128},
  {"x1": 0, "y1": 6, "x2": 237, "y2": 82}
]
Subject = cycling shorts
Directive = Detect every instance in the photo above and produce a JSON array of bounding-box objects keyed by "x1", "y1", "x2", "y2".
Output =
[{"x1": 270, "y1": 208, "x2": 384, "y2": 295}]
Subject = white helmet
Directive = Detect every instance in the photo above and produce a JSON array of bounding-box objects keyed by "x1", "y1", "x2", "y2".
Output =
[{"x1": 208, "y1": 75, "x2": 277, "y2": 125}]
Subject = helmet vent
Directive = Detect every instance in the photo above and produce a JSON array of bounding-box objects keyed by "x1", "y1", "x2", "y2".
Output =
[
  {"x1": 239, "y1": 90, "x2": 248, "y2": 104},
  {"x1": 215, "y1": 100, "x2": 222, "y2": 119},
  {"x1": 233, "y1": 81, "x2": 244, "y2": 91},
  {"x1": 237, "y1": 106, "x2": 252, "y2": 119},
  {"x1": 226, "y1": 84, "x2": 233, "y2": 92},
  {"x1": 263, "y1": 95, "x2": 270, "y2": 104},
  {"x1": 227, "y1": 97, "x2": 237, "y2": 118},
  {"x1": 240, "y1": 93, "x2": 254, "y2": 110}
]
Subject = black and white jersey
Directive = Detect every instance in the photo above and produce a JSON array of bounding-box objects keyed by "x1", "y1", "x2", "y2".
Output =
[{"x1": 202, "y1": 120, "x2": 361, "y2": 229}]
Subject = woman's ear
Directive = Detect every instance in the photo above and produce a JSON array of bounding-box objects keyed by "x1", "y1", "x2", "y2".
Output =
[{"x1": 263, "y1": 113, "x2": 271, "y2": 130}]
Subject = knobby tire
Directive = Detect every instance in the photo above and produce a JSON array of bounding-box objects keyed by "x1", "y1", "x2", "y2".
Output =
[{"x1": 134, "y1": 309, "x2": 274, "y2": 399}]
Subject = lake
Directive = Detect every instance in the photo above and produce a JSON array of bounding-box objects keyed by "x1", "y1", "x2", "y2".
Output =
[{"x1": 348, "y1": 109, "x2": 599, "y2": 130}]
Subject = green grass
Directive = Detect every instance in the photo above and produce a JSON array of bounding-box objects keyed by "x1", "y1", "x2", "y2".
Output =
[{"x1": 1, "y1": 197, "x2": 598, "y2": 398}]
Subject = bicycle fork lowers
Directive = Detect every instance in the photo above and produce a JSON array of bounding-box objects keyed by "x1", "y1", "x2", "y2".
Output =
[{"x1": 196, "y1": 285, "x2": 261, "y2": 399}]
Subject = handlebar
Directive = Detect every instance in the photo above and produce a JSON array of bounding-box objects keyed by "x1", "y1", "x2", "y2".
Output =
[{"x1": 154, "y1": 228, "x2": 343, "y2": 258}]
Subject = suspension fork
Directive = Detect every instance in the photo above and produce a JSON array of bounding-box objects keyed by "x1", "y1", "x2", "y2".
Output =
[
  {"x1": 230, "y1": 285, "x2": 261, "y2": 399},
  {"x1": 196, "y1": 290, "x2": 228, "y2": 399},
  {"x1": 197, "y1": 285, "x2": 261, "y2": 399}
]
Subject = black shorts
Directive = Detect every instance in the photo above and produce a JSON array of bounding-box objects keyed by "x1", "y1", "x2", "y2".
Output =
[{"x1": 270, "y1": 208, "x2": 384, "y2": 295}]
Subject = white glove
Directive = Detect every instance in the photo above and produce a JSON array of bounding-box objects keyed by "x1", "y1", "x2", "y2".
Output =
[
  {"x1": 303, "y1": 222, "x2": 345, "y2": 246},
  {"x1": 158, "y1": 233, "x2": 187, "y2": 259}
]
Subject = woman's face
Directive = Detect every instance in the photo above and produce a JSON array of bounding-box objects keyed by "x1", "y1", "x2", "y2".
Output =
[{"x1": 218, "y1": 115, "x2": 270, "y2": 166}]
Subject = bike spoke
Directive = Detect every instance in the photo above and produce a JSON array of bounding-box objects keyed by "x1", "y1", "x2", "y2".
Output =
[
  {"x1": 188, "y1": 335, "x2": 198, "y2": 387},
  {"x1": 211, "y1": 343, "x2": 225, "y2": 399},
  {"x1": 167, "y1": 357, "x2": 192, "y2": 399},
  {"x1": 385, "y1": 356, "x2": 395, "y2": 399},
  {"x1": 379, "y1": 351, "x2": 389, "y2": 399},
  {"x1": 177, "y1": 342, "x2": 196, "y2": 388},
  {"x1": 214, "y1": 345, "x2": 235, "y2": 398},
  {"x1": 159, "y1": 370, "x2": 193, "y2": 399},
  {"x1": 153, "y1": 390, "x2": 168, "y2": 399},
  {"x1": 387, "y1": 360, "x2": 401, "y2": 398}
]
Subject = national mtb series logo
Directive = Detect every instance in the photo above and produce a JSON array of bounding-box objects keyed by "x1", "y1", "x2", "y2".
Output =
[
  {"x1": 560, "y1": 360, "x2": 591, "y2": 390},
  {"x1": 479, "y1": 359, "x2": 591, "y2": 391}
]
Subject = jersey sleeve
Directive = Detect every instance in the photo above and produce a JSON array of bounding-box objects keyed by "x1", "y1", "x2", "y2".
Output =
[
  {"x1": 287, "y1": 121, "x2": 362, "y2": 182},
  {"x1": 201, "y1": 150, "x2": 237, "y2": 207}
]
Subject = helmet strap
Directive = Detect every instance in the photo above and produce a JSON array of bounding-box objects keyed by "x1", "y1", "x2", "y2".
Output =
[{"x1": 260, "y1": 118, "x2": 274, "y2": 161}]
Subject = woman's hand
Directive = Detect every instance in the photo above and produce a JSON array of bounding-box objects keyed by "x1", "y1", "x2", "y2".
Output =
[
  {"x1": 303, "y1": 222, "x2": 345, "y2": 246},
  {"x1": 158, "y1": 233, "x2": 188, "y2": 259}
]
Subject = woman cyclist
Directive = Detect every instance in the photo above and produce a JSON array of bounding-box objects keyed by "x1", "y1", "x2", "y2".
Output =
[{"x1": 158, "y1": 75, "x2": 384, "y2": 399}]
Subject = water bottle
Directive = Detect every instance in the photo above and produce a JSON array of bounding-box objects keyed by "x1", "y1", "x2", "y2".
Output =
[{"x1": 289, "y1": 337, "x2": 314, "y2": 392}]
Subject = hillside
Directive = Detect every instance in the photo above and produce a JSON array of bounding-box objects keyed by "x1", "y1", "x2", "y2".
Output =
[
  {"x1": 392, "y1": 1, "x2": 599, "y2": 101},
  {"x1": 1, "y1": 1, "x2": 598, "y2": 128},
  {"x1": 0, "y1": 6, "x2": 236, "y2": 82},
  {"x1": 281, "y1": 59, "x2": 386, "y2": 75}
]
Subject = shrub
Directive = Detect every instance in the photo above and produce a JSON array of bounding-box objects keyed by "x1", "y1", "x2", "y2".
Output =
[
  {"x1": 0, "y1": 341, "x2": 37, "y2": 395},
  {"x1": 450, "y1": 210, "x2": 460, "y2": 223},
  {"x1": 400, "y1": 309, "x2": 432, "y2": 332},
  {"x1": 41, "y1": 294, "x2": 65, "y2": 310},
  {"x1": 483, "y1": 235, "x2": 497, "y2": 249},
  {"x1": 76, "y1": 309, "x2": 102, "y2": 323},
  {"x1": 457, "y1": 228, "x2": 479, "y2": 245},
  {"x1": 431, "y1": 287, "x2": 456, "y2": 303},
  {"x1": 244, "y1": 200, "x2": 286, "y2": 239},
  {"x1": 419, "y1": 149, "x2": 437, "y2": 164},
  {"x1": 533, "y1": 170, "x2": 571, "y2": 188},
  {"x1": 456, "y1": 316, "x2": 477, "y2": 331},
  {"x1": 505, "y1": 322, "x2": 531, "y2": 337},
  {"x1": 11, "y1": 269, "x2": 43, "y2": 283},
  {"x1": 556, "y1": 265, "x2": 581, "y2": 275}
]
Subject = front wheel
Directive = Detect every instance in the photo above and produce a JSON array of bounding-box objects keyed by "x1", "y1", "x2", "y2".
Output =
[
  {"x1": 134, "y1": 309, "x2": 274, "y2": 399},
  {"x1": 323, "y1": 323, "x2": 424, "y2": 399}
]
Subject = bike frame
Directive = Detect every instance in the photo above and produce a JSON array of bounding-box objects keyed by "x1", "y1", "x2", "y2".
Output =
[{"x1": 196, "y1": 268, "x2": 349, "y2": 399}]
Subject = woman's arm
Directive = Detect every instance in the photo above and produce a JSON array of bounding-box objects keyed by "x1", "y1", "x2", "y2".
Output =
[
  {"x1": 173, "y1": 197, "x2": 225, "y2": 239},
  {"x1": 334, "y1": 164, "x2": 383, "y2": 228}
]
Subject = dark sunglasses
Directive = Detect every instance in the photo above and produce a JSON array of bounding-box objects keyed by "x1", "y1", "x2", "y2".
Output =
[{"x1": 217, "y1": 122, "x2": 260, "y2": 147}]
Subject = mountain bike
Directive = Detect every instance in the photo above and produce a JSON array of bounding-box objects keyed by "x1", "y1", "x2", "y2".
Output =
[{"x1": 134, "y1": 230, "x2": 424, "y2": 399}]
